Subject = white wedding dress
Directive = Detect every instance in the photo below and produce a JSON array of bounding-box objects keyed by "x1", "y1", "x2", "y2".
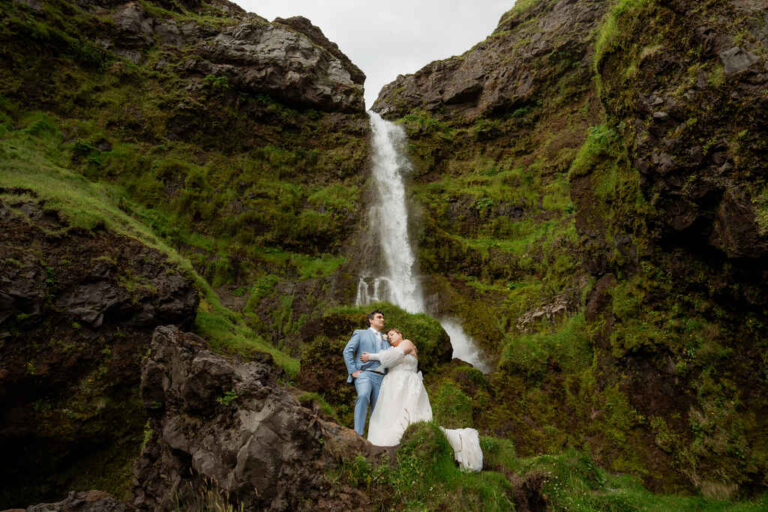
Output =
[
  {"x1": 367, "y1": 345, "x2": 432, "y2": 447},
  {"x1": 366, "y1": 345, "x2": 483, "y2": 471}
]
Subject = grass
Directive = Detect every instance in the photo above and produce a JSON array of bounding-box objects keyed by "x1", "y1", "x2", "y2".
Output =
[
  {"x1": 350, "y1": 422, "x2": 516, "y2": 511},
  {"x1": 594, "y1": 0, "x2": 654, "y2": 74},
  {"x1": 195, "y1": 303, "x2": 299, "y2": 378},
  {"x1": 0, "y1": 111, "x2": 299, "y2": 377},
  {"x1": 341, "y1": 430, "x2": 768, "y2": 512},
  {"x1": 297, "y1": 392, "x2": 341, "y2": 423},
  {"x1": 500, "y1": 313, "x2": 592, "y2": 380},
  {"x1": 1, "y1": 112, "x2": 183, "y2": 250}
]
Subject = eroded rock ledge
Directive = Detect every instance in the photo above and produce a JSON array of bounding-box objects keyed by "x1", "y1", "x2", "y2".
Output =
[
  {"x1": 372, "y1": 0, "x2": 608, "y2": 120},
  {"x1": 133, "y1": 325, "x2": 388, "y2": 512},
  {"x1": 103, "y1": 1, "x2": 365, "y2": 112}
]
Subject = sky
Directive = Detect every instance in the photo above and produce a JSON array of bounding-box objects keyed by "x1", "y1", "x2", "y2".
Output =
[{"x1": 234, "y1": 0, "x2": 515, "y2": 108}]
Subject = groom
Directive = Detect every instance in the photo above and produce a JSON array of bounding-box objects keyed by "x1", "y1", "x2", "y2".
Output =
[{"x1": 343, "y1": 309, "x2": 389, "y2": 436}]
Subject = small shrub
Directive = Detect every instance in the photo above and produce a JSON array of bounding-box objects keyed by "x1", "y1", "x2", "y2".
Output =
[{"x1": 216, "y1": 389, "x2": 238, "y2": 407}]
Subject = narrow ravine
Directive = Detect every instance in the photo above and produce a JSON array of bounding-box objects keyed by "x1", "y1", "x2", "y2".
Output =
[{"x1": 357, "y1": 112, "x2": 491, "y2": 372}]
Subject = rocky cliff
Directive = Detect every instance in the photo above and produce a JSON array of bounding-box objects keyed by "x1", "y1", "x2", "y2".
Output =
[
  {"x1": 3, "y1": 0, "x2": 768, "y2": 508},
  {"x1": 0, "y1": 0, "x2": 371, "y2": 507},
  {"x1": 0, "y1": 191, "x2": 198, "y2": 506},
  {"x1": 133, "y1": 325, "x2": 383, "y2": 512},
  {"x1": 374, "y1": 0, "x2": 767, "y2": 496},
  {"x1": 1, "y1": 0, "x2": 372, "y2": 353}
]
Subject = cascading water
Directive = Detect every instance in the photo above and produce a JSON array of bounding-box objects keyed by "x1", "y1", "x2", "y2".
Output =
[
  {"x1": 357, "y1": 112, "x2": 491, "y2": 373},
  {"x1": 357, "y1": 112, "x2": 425, "y2": 314}
]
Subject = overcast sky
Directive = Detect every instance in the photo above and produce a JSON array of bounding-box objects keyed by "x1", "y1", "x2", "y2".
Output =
[{"x1": 234, "y1": 0, "x2": 515, "y2": 108}]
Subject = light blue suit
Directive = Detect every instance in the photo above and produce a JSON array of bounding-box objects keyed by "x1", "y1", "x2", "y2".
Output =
[{"x1": 343, "y1": 328, "x2": 389, "y2": 436}]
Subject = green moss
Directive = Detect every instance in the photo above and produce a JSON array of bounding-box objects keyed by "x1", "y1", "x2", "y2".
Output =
[
  {"x1": 594, "y1": 0, "x2": 655, "y2": 75},
  {"x1": 431, "y1": 381, "x2": 473, "y2": 428},
  {"x1": 400, "y1": 109, "x2": 454, "y2": 137},
  {"x1": 327, "y1": 302, "x2": 449, "y2": 373},
  {"x1": 500, "y1": 313, "x2": 592, "y2": 380},
  {"x1": 479, "y1": 436, "x2": 517, "y2": 469},
  {"x1": 752, "y1": 187, "x2": 768, "y2": 236},
  {"x1": 339, "y1": 430, "x2": 768, "y2": 511},
  {"x1": 383, "y1": 422, "x2": 515, "y2": 511},
  {"x1": 195, "y1": 302, "x2": 299, "y2": 378}
]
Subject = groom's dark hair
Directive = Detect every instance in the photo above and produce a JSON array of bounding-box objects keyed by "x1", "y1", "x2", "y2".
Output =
[{"x1": 367, "y1": 309, "x2": 384, "y2": 325}]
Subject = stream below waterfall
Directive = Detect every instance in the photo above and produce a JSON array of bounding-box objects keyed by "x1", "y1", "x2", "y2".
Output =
[{"x1": 356, "y1": 112, "x2": 492, "y2": 373}]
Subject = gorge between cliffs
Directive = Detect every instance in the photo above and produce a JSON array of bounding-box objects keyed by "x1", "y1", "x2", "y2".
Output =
[{"x1": 1, "y1": 0, "x2": 767, "y2": 511}]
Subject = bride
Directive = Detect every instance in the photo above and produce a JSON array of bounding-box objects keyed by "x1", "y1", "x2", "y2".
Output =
[
  {"x1": 361, "y1": 328, "x2": 432, "y2": 447},
  {"x1": 361, "y1": 329, "x2": 483, "y2": 473}
]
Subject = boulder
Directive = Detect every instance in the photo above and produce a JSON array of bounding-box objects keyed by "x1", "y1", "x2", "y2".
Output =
[
  {"x1": 86, "y1": 0, "x2": 365, "y2": 112},
  {"x1": 197, "y1": 20, "x2": 364, "y2": 112},
  {"x1": 133, "y1": 325, "x2": 387, "y2": 512}
]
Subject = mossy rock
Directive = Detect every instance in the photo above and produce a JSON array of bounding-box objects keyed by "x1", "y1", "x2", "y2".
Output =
[
  {"x1": 298, "y1": 303, "x2": 452, "y2": 427},
  {"x1": 397, "y1": 421, "x2": 455, "y2": 469},
  {"x1": 322, "y1": 302, "x2": 453, "y2": 373},
  {"x1": 431, "y1": 381, "x2": 474, "y2": 428},
  {"x1": 297, "y1": 335, "x2": 356, "y2": 428}
]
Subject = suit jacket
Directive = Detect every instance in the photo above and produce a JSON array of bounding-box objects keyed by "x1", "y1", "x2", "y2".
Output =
[{"x1": 343, "y1": 329, "x2": 389, "y2": 383}]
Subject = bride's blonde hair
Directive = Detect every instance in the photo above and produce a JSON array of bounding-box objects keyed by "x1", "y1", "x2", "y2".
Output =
[{"x1": 387, "y1": 328, "x2": 403, "y2": 339}]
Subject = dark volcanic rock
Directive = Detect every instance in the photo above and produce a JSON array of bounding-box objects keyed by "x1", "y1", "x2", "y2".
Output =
[
  {"x1": 196, "y1": 19, "x2": 365, "y2": 112},
  {"x1": 373, "y1": 0, "x2": 608, "y2": 120},
  {"x1": 0, "y1": 192, "x2": 198, "y2": 508},
  {"x1": 274, "y1": 16, "x2": 366, "y2": 84},
  {"x1": 592, "y1": 0, "x2": 768, "y2": 262},
  {"x1": 103, "y1": 1, "x2": 364, "y2": 112},
  {"x1": 575, "y1": 0, "x2": 768, "y2": 493},
  {"x1": 133, "y1": 325, "x2": 386, "y2": 512}
]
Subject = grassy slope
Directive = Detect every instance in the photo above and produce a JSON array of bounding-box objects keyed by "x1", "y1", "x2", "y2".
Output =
[
  {"x1": 0, "y1": 0, "x2": 371, "y2": 362},
  {"x1": 0, "y1": 105, "x2": 299, "y2": 377},
  {"x1": 336, "y1": 422, "x2": 768, "y2": 511}
]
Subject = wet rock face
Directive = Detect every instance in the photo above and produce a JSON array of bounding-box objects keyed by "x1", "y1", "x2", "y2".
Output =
[
  {"x1": 0, "y1": 192, "x2": 198, "y2": 508},
  {"x1": 106, "y1": 2, "x2": 364, "y2": 112},
  {"x1": 133, "y1": 325, "x2": 380, "y2": 512},
  {"x1": 373, "y1": 0, "x2": 608, "y2": 119}
]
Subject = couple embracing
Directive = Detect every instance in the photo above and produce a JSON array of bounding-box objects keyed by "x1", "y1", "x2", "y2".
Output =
[{"x1": 342, "y1": 309, "x2": 432, "y2": 447}]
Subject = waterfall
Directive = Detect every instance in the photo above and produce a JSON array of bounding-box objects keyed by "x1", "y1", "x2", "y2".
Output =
[{"x1": 357, "y1": 112, "x2": 491, "y2": 373}]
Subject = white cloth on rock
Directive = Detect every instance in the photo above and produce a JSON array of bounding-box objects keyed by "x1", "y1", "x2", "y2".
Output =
[
  {"x1": 365, "y1": 345, "x2": 484, "y2": 472},
  {"x1": 440, "y1": 427, "x2": 483, "y2": 472}
]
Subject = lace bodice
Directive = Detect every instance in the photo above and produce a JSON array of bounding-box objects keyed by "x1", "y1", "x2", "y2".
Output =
[
  {"x1": 368, "y1": 346, "x2": 418, "y2": 374},
  {"x1": 388, "y1": 353, "x2": 418, "y2": 373}
]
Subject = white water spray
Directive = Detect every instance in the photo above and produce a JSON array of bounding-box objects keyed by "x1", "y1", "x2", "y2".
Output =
[{"x1": 357, "y1": 112, "x2": 491, "y2": 373}]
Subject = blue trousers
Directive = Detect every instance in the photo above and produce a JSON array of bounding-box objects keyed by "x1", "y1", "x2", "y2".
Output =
[{"x1": 353, "y1": 371, "x2": 384, "y2": 436}]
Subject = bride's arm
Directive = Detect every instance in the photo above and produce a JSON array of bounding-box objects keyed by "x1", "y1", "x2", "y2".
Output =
[
  {"x1": 400, "y1": 339, "x2": 417, "y2": 357},
  {"x1": 365, "y1": 345, "x2": 405, "y2": 368}
]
